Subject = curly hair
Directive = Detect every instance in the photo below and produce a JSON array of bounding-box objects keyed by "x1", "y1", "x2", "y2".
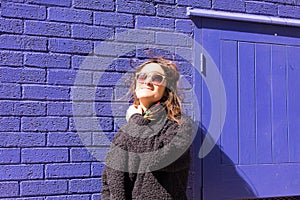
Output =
[{"x1": 129, "y1": 57, "x2": 182, "y2": 124}]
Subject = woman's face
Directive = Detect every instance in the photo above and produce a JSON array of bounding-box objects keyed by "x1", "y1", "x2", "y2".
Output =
[{"x1": 135, "y1": 63, "x2": 166, "y2": 105}]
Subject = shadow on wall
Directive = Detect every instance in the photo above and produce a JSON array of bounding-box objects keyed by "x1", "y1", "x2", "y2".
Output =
[{"x1": 188, "y1": 122, "x2": 257, "y2": 200}]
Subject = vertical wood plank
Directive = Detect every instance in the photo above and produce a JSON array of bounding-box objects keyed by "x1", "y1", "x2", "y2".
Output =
[
  {"x1": 220, "y1": 40, "x2": 239, "y2": 165},
  {"x1": 255, "y1": 43, "x2": 272, "y2": 164},
  {"x1": 238, "y1": 42, "x2": 256, "y2": 165},
  {"x1": 287, "y1": 46, "x2": 300, "y2": 162},
  {"x1": 272, "y1": 45, "x2": 289, "y2": 163}
]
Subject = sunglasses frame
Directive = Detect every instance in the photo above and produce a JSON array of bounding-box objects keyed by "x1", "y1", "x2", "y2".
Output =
[{"x1": 135, "y1": 72, "x2": 166, "y2": 86}]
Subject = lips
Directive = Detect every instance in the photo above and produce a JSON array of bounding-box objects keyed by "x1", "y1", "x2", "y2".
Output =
[{"x1": 140, "y1": 87, "x2": 152, "y2": 90}]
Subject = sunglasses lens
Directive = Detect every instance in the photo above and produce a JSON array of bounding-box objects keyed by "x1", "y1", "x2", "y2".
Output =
[
  {"x1": 136, "y1": 73, "x2": 164, "y2": 85},
  {"x1": 137, "y1": 73, "x2": 147, "y2": 82},
  {"x1": 151, "y1": 74, "x2": 164, "y2": 85}
]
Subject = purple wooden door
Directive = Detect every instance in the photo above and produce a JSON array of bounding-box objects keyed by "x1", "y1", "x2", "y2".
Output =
[{"x1": 195, "y1": 18, "x2": 300, "y2": 199}]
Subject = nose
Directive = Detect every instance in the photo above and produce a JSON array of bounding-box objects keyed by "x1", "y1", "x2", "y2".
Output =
[{"x1": 143, "y1": 76, "x2": 152, "y2": 85}]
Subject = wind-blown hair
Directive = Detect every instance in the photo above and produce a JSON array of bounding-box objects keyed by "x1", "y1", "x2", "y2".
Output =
[{"x1": 129, "y1": 57, "x2": 182, "y2": 124}]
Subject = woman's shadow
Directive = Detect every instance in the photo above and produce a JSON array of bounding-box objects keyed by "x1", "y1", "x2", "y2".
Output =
[{"x1": 187, "y1": 122, "x2": 258, "y2": 200}]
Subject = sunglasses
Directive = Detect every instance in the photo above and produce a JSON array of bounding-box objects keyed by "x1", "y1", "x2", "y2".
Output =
[{"x1": 136, "y1": 72, "x2": 166, "y2": 85}]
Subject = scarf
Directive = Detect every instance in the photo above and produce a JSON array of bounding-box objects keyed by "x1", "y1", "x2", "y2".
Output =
[{"x1": 143, "y1": 101, "x2": 166, "y2": 121}]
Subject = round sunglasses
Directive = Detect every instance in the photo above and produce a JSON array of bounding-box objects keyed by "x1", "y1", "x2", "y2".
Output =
[{"x1": 135, "y1": 72, "x2": 166, "y2": 85}]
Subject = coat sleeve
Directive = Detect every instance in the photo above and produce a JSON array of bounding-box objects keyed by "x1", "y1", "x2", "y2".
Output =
[
  {"x1": 101, "y1": 130, "x2": 130, "y2": 200},
  {"x1": 101, "y1": 167, "x2": 110, "y2": 199}
]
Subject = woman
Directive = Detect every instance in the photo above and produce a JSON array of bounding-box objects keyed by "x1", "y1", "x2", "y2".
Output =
[{"x1": 101, "y1": 57, "x2": 193, "y2": 200}]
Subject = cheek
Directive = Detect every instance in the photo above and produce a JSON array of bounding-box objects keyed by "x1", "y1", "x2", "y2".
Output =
[{"x1": 156, "y1": 87, "x2": 166, "y2": 99}]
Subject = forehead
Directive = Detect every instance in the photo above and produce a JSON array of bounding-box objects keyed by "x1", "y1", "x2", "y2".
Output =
[{"x1": 140, "y1": 63, "x2": 165, "y2": 74}]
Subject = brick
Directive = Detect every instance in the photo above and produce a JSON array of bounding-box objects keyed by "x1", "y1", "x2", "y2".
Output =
[
  {"x1": 73, "y1": 0, "x2": 114, "y2": 11},
  {"x1": 177, "y1": 0, "x2": 211, "y2": 8},
  {"x1": 176, "y1": 61, "x2": 194, "y2": 76},
  {"x1": 93, "y1": 72, "x2": 125, "y2": 86},
  {"x1": 157, "y1": 5, "x2": 188, "y2": 19},
  {"x1": 0, "y1": 148, "x2": 20, "y2": 163},
  {"x1": 0, "y1": 101, "x2": 46, "y2": 116},
  {"x1": 262, "y1": 0, "x2": 299, "y2": 5},
  {"x1": 25, "y1": 21, "x2": 71, "y2": 37},
  {"x1": 116, "y1": 28, "x2": 155, "y2": 43},
  {"x1": 47, "y1": 102, "x2": 72, "y2": 116},
  {"x1": 49, "y1": 39, "x2": 93, "y2": 54},
  {"x1": 25, "y1": 53, "x2": 71, "y2": 68},
  {"x1": 71, "y1": 86, "x2": 113, "y2": 101},
  {"x1": 47, "y1": 132, "x2": 91, "y2": 146},
  {"x1": 136, "y1": 16, "x2": 175, "y2": 30},
  {"x1": 92, "y1": 194, "x2": 101, "y2": 200},
  {"x1": 0, "y1": 164, "x2": 43, "y2": 180},
  {"x1": 72, "y1": 55, "x2": 114, "y2": 70},
  {"x1": 136, "y1": 45, "x2": 175, "y2": 60},
  {"x1": 0, "y1": 18, "x2": 23, "y2": 34},
  {"x1": 21, "y1": 117, "x2": 68, "y2": 132},
  {"x1": 27, "y1": 0, "x2": 71, "y2": 7},
  {"x1": 5, "y1": 0, "x2": 25, "y2": 2},
  {"x1": 0, "y1": 35, "x2": 47, "y2": 51},
  {"x1": 179, "y1": 75, "x2": 193, "y2": 89},
  {"x1": 0, "y1": 117, "x2": 20, "y2": 131},
  {"x1": 0, "y1": 102, "x2": 14, "y2": 116},
  {"x1": 156, "y1": 32, "x2": 192, "y2": 47},
  {"x1": 279, "y1": 5, "x2": 300, "y2": 19},
  {"x1": 46, "y1": 195, "x2": 90, "y2": 200},
  {"x1": 0, "y1": 67, "x2": 46, "y2": 84},
  {"x1": 70, "y1": 147, "x2": 109, "y2": 162},
  {"x1": 69, "y1": 178, "x2": 101, "y2": 193},
  {"x1": 71, "y1": 24, "x2": 113, "y2": 40},
  {"x1": 117, "y1": 0, "x2": 155, "y2": 15},
  {"x1": 70, "y1": 102, "x2": 93, "y2": 117},
  {"x1": 70, "y1": 117, "x2": 113, "y2": 131},
  {"x1": 47, "y1": 69, "x2": 92, "y2": 86},
  {"x1": 246, "y1": 1, "x2": 278, "y2": 16},
  {"x1": 0, "y1": 51, "x2": 23, "y2": 66},
  {"x1": 92, "y1": 132, "x2": 115, "y2": 146},
  {"x1": 19, "y1": 69, "x2": 46, "y2": 83},
  {"x1": 20, "y1": 180, "x2": 68, "y2": 196},
  {"x1": 175, "y1": 47, "x2": 193, "y2": 62},
  {"x1": 94, "y1": 42, "x2": 136, "y2": 57},
  {"x1": 94, "y1": 12, "x2": 134, "y2": 28},
  {"x1": 0, "y1": 132, "x2": 46, "y2": 147},
  {"x1": 46, "y1": 163, "x2": 90, "y2": 178},
  {"x1": 212, "y1": 0, "x2": 245, "y2": 11},
  {"x1": 0, "y1": 182, "x2": 19, "y2": 197},
  {"x1": 95, "y1": 102, "x2": 128, "y2": 117},
  {"x1": 175, "y1": 19, "x2": 193, "y2": 34},
  {"x1": 154, "y1": 0, "x2": 175, "y2": 4},
  {"x1": 91, "y1": 162, "x2": 105, "y2": 176},
  {"x1": 21, "y1": 148, "x2": 69, "y2": 163},
  {"x1": 1, "y1": 2, "x2": 46, "y2": 20},
  {"x1": 4, "y1": 198, "x2": 43, "y2": 200},
  {"x1": 110, "y1": 58, "x2": 136, "y2": 72},
  {"x1": 0, "y1": 84, "x2": 21, "y2": 99},
  {"x1": 22, "y1": 85, "x2": 70, "y2": 100},
  {"x1": 48, "y1": 7, "x2": 92, "y2": 24},
  {"x1": 16, "y1": 102, "x2": 46, "y2": 116}
]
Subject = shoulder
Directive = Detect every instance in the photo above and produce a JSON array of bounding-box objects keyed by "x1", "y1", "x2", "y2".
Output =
[{"x1": 167, "y1": 114, "x2": 193, "y2": 129}]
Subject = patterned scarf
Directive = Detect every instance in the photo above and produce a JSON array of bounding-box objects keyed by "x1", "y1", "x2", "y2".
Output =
[{"x1": 143, "y1": 101, "x2": 166, "y2": 121}]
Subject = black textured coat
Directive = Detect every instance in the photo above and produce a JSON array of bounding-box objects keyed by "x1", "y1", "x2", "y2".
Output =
[{"x1": 101, "y1": 111, "x2": 193, "y2": 200}]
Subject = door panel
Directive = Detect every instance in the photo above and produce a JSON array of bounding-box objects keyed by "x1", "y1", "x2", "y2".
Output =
[{"x1": 195, "y1": 18, "x2": 300, "y2": 199}]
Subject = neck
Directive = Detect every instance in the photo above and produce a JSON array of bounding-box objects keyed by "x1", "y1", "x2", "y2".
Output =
[{"x1": 139, "y1": 100, "x2": 150, "y2": 113}]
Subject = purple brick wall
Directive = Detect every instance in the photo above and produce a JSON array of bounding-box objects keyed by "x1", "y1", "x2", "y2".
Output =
[{"x1": 0, "y1": 0, "x2": 299, "y2": 198}]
